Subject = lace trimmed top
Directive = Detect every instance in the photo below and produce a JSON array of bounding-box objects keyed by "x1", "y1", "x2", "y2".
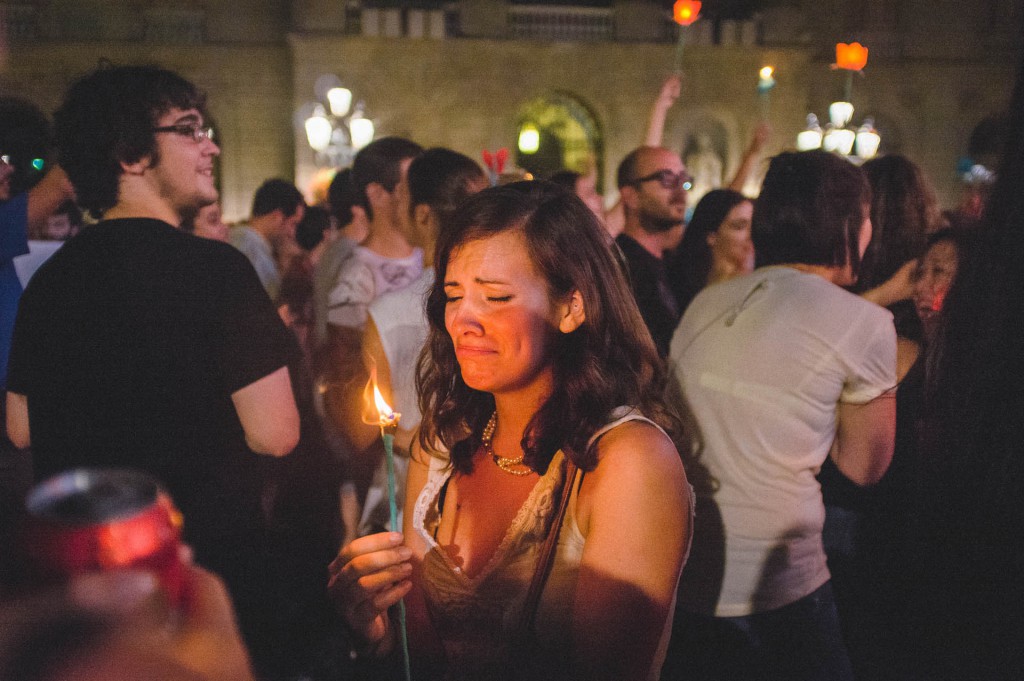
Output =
[{"x1": 412, "y1": 407, "x2": 681, "y2": 680}]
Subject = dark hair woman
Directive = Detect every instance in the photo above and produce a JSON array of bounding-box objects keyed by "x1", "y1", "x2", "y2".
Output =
[
  {"x1": 668, "y1": 188, "x2": 754, "y2": 315},
  {"x1": 908, "y1": 50, "x2": 1024, "y2": 672},
  {"x1": 330, "y1": 181, "x2": 692, "y2": 680},
  {"x1": 818, "y1": 226, "x2": 976, "y2": 678},
  {"x1": 854, "y1": 154, "x2": 944, "y2": 370}
]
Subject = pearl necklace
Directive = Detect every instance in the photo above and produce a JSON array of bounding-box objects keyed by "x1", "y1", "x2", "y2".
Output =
[{"x1": 481, "y1": 411, "x2": 533, "y2": 476}]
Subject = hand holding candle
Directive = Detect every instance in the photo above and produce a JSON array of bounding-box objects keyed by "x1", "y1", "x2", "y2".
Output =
[
  {"x1": 364, "y1": 378, "x2": 412, "y2": 681},
  {"x1": 757, "y1": 66, "x2": 775, "y2": 121},
  {"x1": 672, "y1": 0, "x2": 701, "y2": 73}
]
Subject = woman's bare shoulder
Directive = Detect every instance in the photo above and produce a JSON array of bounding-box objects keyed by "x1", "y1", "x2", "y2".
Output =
[
  {"x1": 578, "y1": 418, "x2": 688, "y2": 526},
  {"x1": 591, "y1": 418, "x2": 683, "y2": 477}
]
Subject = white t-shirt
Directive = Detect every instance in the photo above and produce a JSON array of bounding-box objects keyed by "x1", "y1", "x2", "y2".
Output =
[
  {"x1": 670, "y1": 266, "x2": 895, "y2": 616},
  {"x1": 367, "y1": 267, "x2": 434, "y2": 431},
  {"x1": 326, "y1": 245, "x2": 423, "y2": 329}
]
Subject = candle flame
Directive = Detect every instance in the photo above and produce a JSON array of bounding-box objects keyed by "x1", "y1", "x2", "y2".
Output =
[
  {"x1": 362, "y1": 369, "x2": 401, "y2": 428},
  {"x1": 672, "y1": 0, "x2": 701, "y2": 26},
  {"x1": 373, "y1": 383, "x2": 393, "y2": 419},
  {"x1": 760, "y1": 66, "x2": 774, "y2": 80}
]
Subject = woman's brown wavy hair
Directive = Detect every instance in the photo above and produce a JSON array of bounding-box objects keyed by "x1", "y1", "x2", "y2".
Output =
[{"x1": 416, "y1": 181, "x2": 687, "y2": 475}]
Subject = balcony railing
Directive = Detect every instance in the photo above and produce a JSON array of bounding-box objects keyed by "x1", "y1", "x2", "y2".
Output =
[{"x1": 508, "y1": 5, "x2": 614, "y2": 42}]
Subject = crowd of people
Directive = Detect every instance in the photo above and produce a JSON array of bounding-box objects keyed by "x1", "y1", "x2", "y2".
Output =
[{"x1": 0, "y1": 52, "x2": 1021, "y2": 681}]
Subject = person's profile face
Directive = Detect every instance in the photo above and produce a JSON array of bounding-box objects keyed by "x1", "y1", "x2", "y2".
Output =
[
  {"x1": 280, "y1": 203, "x2": 305, "y2": 242},
  {"x1": 443, "y1": 230, "x2": 563, "y2": 399},
  {"x1": 194, "y1": 203, "x2": 228, "y2": 242},
  {"x1": 631, "y1": 149, "x2": 688, "y2": 231},
  {"x1": 913, "y1": 239, "x2": 959, "y2": 326},
  {"x1": 388, "y1": 157, "x2": 415, "y2": 230},
  {"x1": 707, "y1": 201, "x2": 754, "y2": 275},
  {"x1": 395, "y1": 170, "x2": 415, "y2": 243},
  {"x1": 147, "y1": 108, "x2": 220, "y2": 219}
]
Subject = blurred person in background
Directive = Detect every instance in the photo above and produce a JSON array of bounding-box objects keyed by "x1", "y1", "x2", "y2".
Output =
[
  {"x1": 667, "y1": 189, "x2": 754, "y2": 317},
  {"x1": 183, "y1": 201, "x2": 229, "y2": 242}
]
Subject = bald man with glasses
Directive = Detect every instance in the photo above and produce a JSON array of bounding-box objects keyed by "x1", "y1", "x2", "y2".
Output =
[{"x1": 615, "y1": 146, "x2": 693, "y2": 356}]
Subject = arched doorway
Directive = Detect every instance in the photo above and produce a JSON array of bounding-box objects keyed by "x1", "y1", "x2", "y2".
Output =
[{"x1": 515, "y1": 92, "x2": 604, "y2": 191}]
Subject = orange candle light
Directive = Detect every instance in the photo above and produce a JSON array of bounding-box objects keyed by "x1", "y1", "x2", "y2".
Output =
[
  {"x1": 672, "y1": 0, "x2": 702, "y2": 73},
  {"x1": 673, "y1": 0, "x2": 701, "y2": 26},
  {"x1": 363, "y1": 376, "x2": 411, "y2": 681},
  {"x1": 832, "y1": 42, "x2": 869, "y2": 107},
  {"x1": 834, "y1": 42, "x2": 869, "y2": 72}
]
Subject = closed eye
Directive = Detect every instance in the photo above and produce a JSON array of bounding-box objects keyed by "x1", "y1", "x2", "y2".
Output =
[{"x1": 487, "y1": 295, "x2": 513, "y2": 303}]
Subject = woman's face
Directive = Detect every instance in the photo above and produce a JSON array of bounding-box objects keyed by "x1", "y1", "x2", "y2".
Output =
[
  {"x1": 194, "y1": 203, "x2": 228, "y2": 242},
  {"x1": 706, "y1": 201, "x2": 754, "y2": 276},
  {"x1": 913, "y1": 239, "x2": 959, "y2": 326},
  {"x1": 444, "y1": 230, "x2": 565, "y2": 401}
]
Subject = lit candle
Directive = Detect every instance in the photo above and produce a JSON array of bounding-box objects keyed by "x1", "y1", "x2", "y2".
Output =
[
  {"x1": 365, "y1": 379, "x2": 412, "y2": 681},
  {"x1": 672, "y1": 0, "x2": 702, "y2": 73},
  {"x1": 757, "y1": 66, "x2": 775, "y2": 121}
]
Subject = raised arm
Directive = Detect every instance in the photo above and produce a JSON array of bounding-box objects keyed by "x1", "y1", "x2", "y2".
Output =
[
  {"x1": 830, "y1": 392, "x2": 896, "y2": 486},
  {"x1": 573, "y1": 420, "x2": 691, "y2": 680},
  {"x1": 231, "y1": 365, "x2": 299, "y2": 457},
  {"x1": 727, "y1": 122, "x2": 770, "y2": 192},
  {"x1": 26, "y1": 165, "x2": 75, "y2": 237},
  {"x1": 644, "y1": 75, "x2": 682, "y2": 147}
]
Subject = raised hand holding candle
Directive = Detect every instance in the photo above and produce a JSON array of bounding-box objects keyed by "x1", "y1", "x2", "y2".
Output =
[
  {"x1": 757, "y1": 66, "x2": 775, "y2": 121},
  {"x1": 672, "y1": 0, "x2": 701, "y2": 73},
  {"x1": 363, "y1": 377, "x2": 412, "y2": 681}
]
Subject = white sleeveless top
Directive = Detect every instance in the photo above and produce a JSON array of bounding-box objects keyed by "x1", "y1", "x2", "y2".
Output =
[{"x1": 412, "y1": 407, "x2": 686, "y2": 680}]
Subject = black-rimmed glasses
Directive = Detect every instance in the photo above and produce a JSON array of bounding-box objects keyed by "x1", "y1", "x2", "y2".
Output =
[
  {"x1": 631, "y1": 169, "x2": 693, "y2": 192},
  {"x1": 152, "y1": 124, "x2": 215, "y2": 143}
]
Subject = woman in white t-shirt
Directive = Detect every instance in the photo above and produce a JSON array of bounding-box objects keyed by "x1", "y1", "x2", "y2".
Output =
[{"x1": 666, "y1": 150, "x2": 896, "y2": 681}]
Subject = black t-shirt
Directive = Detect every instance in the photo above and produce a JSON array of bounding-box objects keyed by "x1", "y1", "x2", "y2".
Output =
[
  {"x1": 615, "y1": 233, "x2": 681, "y2": 357},
  {"x1": 8, "y1": 218, "x2": 296, "y2": 547}
]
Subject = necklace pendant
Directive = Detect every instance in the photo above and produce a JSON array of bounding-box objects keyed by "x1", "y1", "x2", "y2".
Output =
[{"x1": 482, "y1": 411, "x2": 534, "y2": 476}]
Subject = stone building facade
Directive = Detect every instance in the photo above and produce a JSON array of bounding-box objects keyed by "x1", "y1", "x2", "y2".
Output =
[{"x1": 1, "y1": 0, "x2": 1020, "y2": 217}]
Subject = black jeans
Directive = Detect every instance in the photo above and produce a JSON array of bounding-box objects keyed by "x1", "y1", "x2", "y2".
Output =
[{"x1": 662, "y1": 581, "x2": 854, "y2": 681}]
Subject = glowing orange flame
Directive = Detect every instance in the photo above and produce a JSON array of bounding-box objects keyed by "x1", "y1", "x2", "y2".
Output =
[
  {"x1": 362, "y1": 370, "x2": 400, "y2": 428},
  {"x1": 834, "y1": 42, "x2": 869, "y2": 71},
  {"x1": 673, "y1": 0, "x2": 701, "y2": 26}
]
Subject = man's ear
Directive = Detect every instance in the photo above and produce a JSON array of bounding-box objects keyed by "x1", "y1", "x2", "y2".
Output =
[
  {"x1": 413, "y1": 203, "x2": 437, "y2": 240},
  {"x1": 619, "y1": 185, "x2": 639, "y2": 212},
  {"x1": 558, "y1": 290, "x2": 586, "y2": 333},
  {"x1": 120, "y1": 155, "x2": 152, "y2": 176},
  {"x1": 365, "y1": 182, "x2": 388, "y2": 209}
]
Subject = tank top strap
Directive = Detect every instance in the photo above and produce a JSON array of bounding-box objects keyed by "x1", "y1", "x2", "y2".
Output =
[{"x1": 585, "y1": 406, "x2": 668, "y2": 451}]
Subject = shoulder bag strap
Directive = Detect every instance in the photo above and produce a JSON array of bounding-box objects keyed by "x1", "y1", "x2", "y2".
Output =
[{"x1": 519, "y1": 460, "x2": 580, "y2": 638}]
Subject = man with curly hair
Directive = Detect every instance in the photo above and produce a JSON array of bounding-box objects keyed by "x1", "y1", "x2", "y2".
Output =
[{"x1": 5, "y1": 64, "x2": 301, "y2": 674}]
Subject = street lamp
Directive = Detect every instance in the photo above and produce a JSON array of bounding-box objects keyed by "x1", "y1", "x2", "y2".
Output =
[
  {"x1": 299, "y1": 74, "x2": 375, "y2": 168},
  {"x1": 797, "y1": 42, "x2": 880, "y2": 162}
]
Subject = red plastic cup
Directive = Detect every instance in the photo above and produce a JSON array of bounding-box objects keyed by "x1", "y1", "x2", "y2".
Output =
[{"x1": 21, "y1": 468, "x2": 186, "y2": 610}]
